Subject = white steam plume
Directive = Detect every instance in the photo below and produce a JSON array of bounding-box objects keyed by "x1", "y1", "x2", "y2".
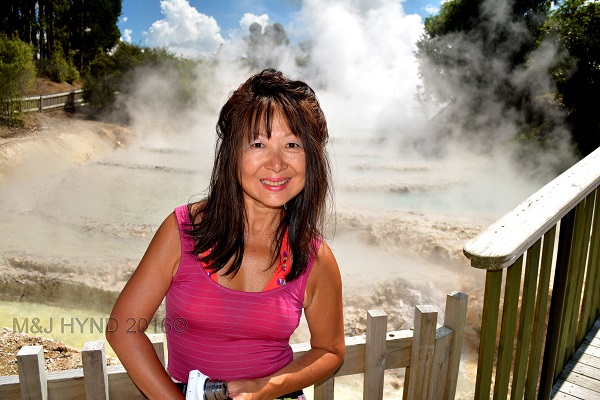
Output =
[{"x1": 122, "y1": 0, "x2": 576, "y2": 210}]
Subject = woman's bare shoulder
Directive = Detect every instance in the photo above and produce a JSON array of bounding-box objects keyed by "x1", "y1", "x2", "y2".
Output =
[{"x1": 304, "y1": 239, "x2": 341, "y2": 308}]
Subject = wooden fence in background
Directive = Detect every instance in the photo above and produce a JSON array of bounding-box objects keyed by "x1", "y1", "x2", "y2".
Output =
[{"x1": 19, "y1": 90, "x2": 84, "y2": 113}]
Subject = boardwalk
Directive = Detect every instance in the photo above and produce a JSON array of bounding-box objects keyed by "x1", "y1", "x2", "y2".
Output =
[{"x1": 552, "y1": 318, "x2": 600, "y2": 399}]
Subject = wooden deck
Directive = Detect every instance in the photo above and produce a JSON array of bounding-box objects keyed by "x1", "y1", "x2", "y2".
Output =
[{"x1": 552, "y1": 318, "x2": 600, "y2": 399}]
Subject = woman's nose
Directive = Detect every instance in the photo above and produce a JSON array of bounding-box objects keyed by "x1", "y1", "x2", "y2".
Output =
[{"x1": 265, "y1": 149, "x2": 287, "y2": 172}]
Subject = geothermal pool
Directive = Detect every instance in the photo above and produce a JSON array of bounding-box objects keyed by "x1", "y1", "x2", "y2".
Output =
[{"x1": 0, "y1": 123, "x2": 549, "y2": 398}]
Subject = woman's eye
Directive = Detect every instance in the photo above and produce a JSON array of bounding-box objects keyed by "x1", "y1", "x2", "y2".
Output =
[
  {"x1": 287, "y1": 142, "x2": 302, "y2": 148},
  {"x1": 251, "y1": 142, "x2": 264, "y2": 148}
]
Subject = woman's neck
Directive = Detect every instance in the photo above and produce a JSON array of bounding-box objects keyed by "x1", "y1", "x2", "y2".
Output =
[{"x1": 245, "y1": 207, "x2": 283, "y2": 237}]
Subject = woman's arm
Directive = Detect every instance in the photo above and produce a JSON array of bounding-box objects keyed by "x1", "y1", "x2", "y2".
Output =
[
  {"x1": 106, "y1": 212, "x2": 185, "y2": 400},
  {"x1": 227, "y1": 241, "x2": 345, "y2": 400}
]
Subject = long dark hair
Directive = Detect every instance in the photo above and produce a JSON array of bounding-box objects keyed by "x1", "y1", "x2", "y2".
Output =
[{"x1": 187, "y1": 69, "x2": 331, "y2": 282}]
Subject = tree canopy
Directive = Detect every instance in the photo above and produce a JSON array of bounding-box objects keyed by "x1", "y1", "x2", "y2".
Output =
[
  {"x1": 415, "y1": 0, "x2": 599, "y2": 157},
  {"x1": 0, "y1": 0, "x2": 122, "y2": 78},
  {"x1": 546, "y1": 0, "x2": 600, "y2": 155},
  {"x1": 0, "y1": 33, "x2": 36, "y2": 125},
  {"x1": 83, "y1": 42, "x2": 198, "y2": 118}
]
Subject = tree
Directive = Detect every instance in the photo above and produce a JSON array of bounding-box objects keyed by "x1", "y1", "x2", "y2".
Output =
[
  {"x1": 415, "y1": 0, "x2": 555, "y2": 143},
  {"x1": 84, "y1": 42, "x2": 198, "y2": 118},
  {"x1": 0, "y1": 33, "x2": 36, "y2": 126},
  {"x1": 546, "y1": 0, "x2": 600, "y2": 155},
  {"x1": 243, "y1": 22, "x2": 290, "y2": 70},
  {"x1": 72, "y1": 0, "x2": 122, "y2": 72},
  {"x1": 0, "y1": 0, "x2": 122, "y2": 79}
]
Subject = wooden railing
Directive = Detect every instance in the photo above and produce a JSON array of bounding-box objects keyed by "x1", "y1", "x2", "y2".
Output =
[
  {"x1": 0, "y1": 292, "x2": 467, "y2": 400},
  {"x1": 19, "y1": 90, "x2": 84, "y2": 113},
  {"x1": 463, "y1": 146, "x2": 600, "y2": 399}
]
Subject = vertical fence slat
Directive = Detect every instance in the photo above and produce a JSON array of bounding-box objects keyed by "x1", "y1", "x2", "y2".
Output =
[
  {"x1": 572, "y1": 193, "x2": 595, "y2": 346},
  {"x1": 511, "y1": 242, "x2": 541, "y2": 400},
  {"x1": 82, "y1": 341, "x2": 109, "y2": 400},
  {"x1": 557, "y1": 200, "x2": 592, "y2": 370},
  {"x1": 403, "y1": 367, "x2": 410, "y2": 400},
  {"x1": 363, "y1": 310, "x2": 387, "y2": 400},
  {"x1": 591, "y1": 190, "x2": 600, "y2": 320},
  {"x1": 313, "y1": 377, "x2": 334, "y2": 400},
  {"x1": 17, "y1": 345, "x2": 47, "y2": 400},
  {"x1": 557, "y1": 206, "x2": 582, "y2": 370},
  {"x1": 474, "y1": 269, "x2": 503, "y2": 400},
  {"x1": 493, "y1": 255, "x2": 524, "y2": 400},
  {"x1": 406, "y1": 305, "x2": 437, "y2": 400},
  {"x1": 429, "y1": 327, "x2": 453, "y2": 400},
  {"x1": 442, "y1": 292, "x2": 468, "y2": 400},
  {"x1": 539, "y1": 209, "x2": 576, "y2": 399},
  {"x1": 580, "y1": 188, "x2": 600, "y2": 335},
  {"x1": 525, "y1": 226, "x2": 556, "y2": 399}
]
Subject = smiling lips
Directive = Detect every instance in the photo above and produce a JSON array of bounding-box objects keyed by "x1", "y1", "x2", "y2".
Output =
[{"x1": 260, "y1": 178, "x2": 291, "y2": 188}]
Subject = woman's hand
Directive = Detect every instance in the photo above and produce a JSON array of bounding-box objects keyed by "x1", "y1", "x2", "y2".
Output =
[{"x1": 227, "y1": 379, "x2": 264, "y2": 400}]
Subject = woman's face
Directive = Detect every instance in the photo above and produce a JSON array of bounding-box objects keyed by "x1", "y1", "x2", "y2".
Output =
[{"x1": 239, "y1": 112, "x2": 306, "y2": 211}]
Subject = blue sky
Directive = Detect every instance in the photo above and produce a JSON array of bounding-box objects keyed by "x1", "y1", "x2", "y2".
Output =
[{"x1": 118, "y1": 0, "x2": 443, "y2": 56}]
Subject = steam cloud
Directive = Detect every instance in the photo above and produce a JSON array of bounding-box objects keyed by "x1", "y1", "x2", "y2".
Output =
[
  {"x1": 120, "y1": 0, "x2": 576, "y2": 217},
  {"x1": 125, "y1": 0, "x2": 425, "y2": 140}
]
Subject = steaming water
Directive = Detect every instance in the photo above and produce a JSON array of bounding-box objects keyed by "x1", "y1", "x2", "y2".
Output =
[{"x1": 0, "y1": 126, "x2": 549, "y2": 399}]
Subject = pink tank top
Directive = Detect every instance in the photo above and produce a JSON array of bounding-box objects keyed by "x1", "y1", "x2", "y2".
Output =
[{"x1": 165, "y1": 205, "x2": 316, "y2": 382}]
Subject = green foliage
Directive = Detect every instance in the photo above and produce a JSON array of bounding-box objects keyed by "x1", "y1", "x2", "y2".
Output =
[
  {"x1": 416, "y1": 0, "x2": 600, "y2": 156},
  {"x1": 75, "y1": 0, "x2": 122, "y2": 71},
  {"x1": 417, "y1": 0, "x2": 552, "y2": 106},
  {"x1": 545, "y1": 0, "x2": 600, "y2": 155},
  {"x1": 84, "y1": 42, "x2": 198, "y2": 115},
  {"x1": 38, "y1": 46, "x2": 80, "y2": 83},
  {"x1": 423, "y1": 0, "x2": 481, "y2": 37},
  {"x1": 414, "y1": 0, "x2": 574, "y2": 164},
  {"x1": 83, "y1": 51, "x2": 119, "y2": 112},
  {"x1": 0, "y1": 33, "x2": 36, "y2": 126},
  {"x1": 1, "y1": 0, "x2": 122, "y2": 79}
]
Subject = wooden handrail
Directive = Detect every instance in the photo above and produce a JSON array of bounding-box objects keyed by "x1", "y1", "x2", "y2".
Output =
[
  {"x1": 0, "y1": 292, "x2": 468, "y2": 400},
  {"x1": 464, "y1": 146, "x2": 600, "y2": 270},
  {"x1": 463, "y1": 146, "x2": 600, "y2": 399}
]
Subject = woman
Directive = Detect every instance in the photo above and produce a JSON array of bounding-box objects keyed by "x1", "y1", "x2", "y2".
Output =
[{"x1": 107, "y1": 69, "x2": 345, "y2": 400}]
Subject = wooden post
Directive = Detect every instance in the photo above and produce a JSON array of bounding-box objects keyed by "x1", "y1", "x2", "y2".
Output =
[
  {"x1": 578, "y1": 189, "x2": 600, "y2": 338},
  {"x1": 512, "y1": 242, "x2": 541, "y2": 400},
  {"x1": 406, "y1": 305, "x2": 437, "y2": 400},
  {"x1": 429, "y1": 326, "x2": 453, "y2": 400},
  {"x1": 82, "y1": 341, "x2": 109, "y2": 400},
  {"x1": 539, "y1": 209, "x2": 576, "y2": 399},
  {"x1": 17, "y1": 345, "x2": 47, "y2": 400},
  {"x1": 525, "y1": 227, "x2": 556, "y2": 399},
  {"x1": 314, "y1": 377, "x2": 335, "y2": 400},
  {"x1": 403, "y1": 366, "x2": 410, "y2": 400},
  {"x1": 474, "y1": 269, "x2": 503, "y2": 399},
  {"x1": 442, "y1": 292, "x2": 468, "y2": 399},
  {"x1": 363, "y1": 310, "x2": 387, "y2": 400},
  {"x1": 494, "y1": 255, "x2": 524, "y2": 399}
]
